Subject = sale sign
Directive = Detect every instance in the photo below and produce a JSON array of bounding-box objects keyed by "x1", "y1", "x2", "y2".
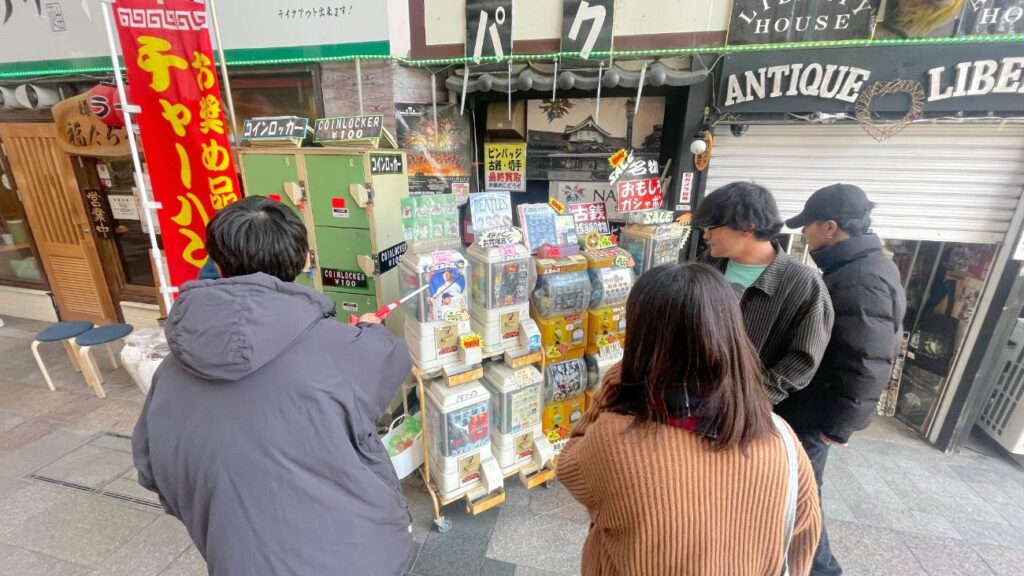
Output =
[
  {"x1": 114, "y1": 0, "x2": 240, "y2": 291},
  {"x1": 609, "y1": 150, "x2": 663, "y2": 213},
  {"x1": 485, "y1": 143, "x2": 527, "y2": 192}
]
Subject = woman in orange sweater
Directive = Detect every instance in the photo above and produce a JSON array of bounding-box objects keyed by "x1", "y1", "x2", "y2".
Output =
[{"x1": 558, "y1": 263, "x2": 821, "y2": 576}]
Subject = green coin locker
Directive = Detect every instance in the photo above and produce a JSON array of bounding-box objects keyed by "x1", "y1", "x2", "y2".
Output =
[{"x1": 238, "y1": 146, "x2": 409, "y2": 334}]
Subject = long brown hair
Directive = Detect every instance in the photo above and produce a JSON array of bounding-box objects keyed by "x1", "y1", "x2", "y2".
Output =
[{"x1": 603, "y1": 262, "x2": 774, "y2": 450}]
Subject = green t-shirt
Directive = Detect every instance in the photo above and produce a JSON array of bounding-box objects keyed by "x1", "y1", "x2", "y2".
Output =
[{"x1": 725, "y1": 261, "x2": 767, "y2": 298}]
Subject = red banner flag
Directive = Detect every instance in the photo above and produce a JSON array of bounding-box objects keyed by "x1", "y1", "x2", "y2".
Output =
[{"x1": 114, "y1": 0, "x2": 239, "y2": 291}]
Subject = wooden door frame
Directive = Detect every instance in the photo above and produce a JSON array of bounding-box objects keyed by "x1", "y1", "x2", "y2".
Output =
[{"x1": 0, "y1": 122, "x2": 118, "y2": 323}]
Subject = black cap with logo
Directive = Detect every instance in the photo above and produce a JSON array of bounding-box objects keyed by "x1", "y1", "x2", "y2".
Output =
[{"x1": 785, "y1": 183, "x2": 875, "y2": 229}]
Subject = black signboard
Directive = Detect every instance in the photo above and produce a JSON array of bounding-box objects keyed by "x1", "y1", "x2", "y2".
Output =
[
  {"x1": 241, "y1": 116, "x2": 308, "y2": 141},
  {"x1": 727, "y1": 0, "x2": 881, "y2": 45},
  {"x1": 561, "y1": 0, "x2": 614, "y2": 59},
  {"x1": 375, "y1": 241, "x2": 408, "y2": 276},
  {"x1": 958, "y1": 0, "x2": 1024, "y2": 36},
  {"x1": 370, "y1": 153, "x2": 404, "y2": 175},
  {"x1": 321, "y1": 268, "x2": 369, "y2": 289},
  {"x1": 720, "y1": 44, "x2": 1024, "y2": 115},
  {"x1": 314, "y1": 115, "x2": 385, "y2": 143},
  {"x1": 466, "y1": 0, "x2": 512, "y2": 63}
]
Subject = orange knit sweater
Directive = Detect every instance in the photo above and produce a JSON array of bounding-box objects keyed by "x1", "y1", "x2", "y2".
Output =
[{"x1": 557, "y1": 408, "x2": 821, "y2": 576}]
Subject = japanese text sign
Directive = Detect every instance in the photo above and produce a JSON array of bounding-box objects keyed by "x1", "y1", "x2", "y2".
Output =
[
  {"x1": 568, "y1": 202, "x2": 610, "y2": 237},
  {"x1": 485, "y1": 143, "x2": 526, "y2": 192},
  {"x1": 114, "y1": 0, "x2": 240, "y2": 292},
  {"x1": 241, "y1": 116, "x2": 309, "y2": 141},
  {"x1": 609, "y1": 150, "x2": 662, "y2": 213}
]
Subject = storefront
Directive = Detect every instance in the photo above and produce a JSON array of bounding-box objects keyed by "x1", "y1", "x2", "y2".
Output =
[{"x1": 703, "y1": 43, "x2": 1024, "y2": 451}]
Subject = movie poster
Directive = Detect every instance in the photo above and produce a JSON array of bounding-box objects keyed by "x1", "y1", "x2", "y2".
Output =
[{"x1": 395, "y1": 103, "x2": 473, "y2": 197}]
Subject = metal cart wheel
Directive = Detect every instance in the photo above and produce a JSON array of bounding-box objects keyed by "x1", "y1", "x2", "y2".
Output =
[
  {"x1": 434, "y1": 516, "x2": 453, "y2": 533},
  {"x1": 544, "y1": 478, "x2": 556, "y2": 489}
]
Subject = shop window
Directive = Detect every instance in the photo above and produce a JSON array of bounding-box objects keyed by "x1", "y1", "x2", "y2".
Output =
[
  {"x1": 229, "y1": 71, "x2": 319, "y2": 134},
  {"x1": 96, "y1": 158, "x2": 156, "y2": 289},
  {"x1": 0, "y1": 144, "x2": 45, "y2": 288}
]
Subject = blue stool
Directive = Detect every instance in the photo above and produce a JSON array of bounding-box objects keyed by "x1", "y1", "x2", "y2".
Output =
[
  {"x1": 75, "y1": 324, "x2": 134, "y2": 399},
  {"x1": 32, "y1": 321, "x2": 95, "y2": 392}
]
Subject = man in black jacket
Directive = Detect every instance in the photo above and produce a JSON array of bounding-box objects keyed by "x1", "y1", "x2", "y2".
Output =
[{"x1": 778, "y1": 184, "x2": 907, "y2": 576}]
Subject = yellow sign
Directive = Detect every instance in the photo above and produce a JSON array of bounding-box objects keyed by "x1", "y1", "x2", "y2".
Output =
[{"x1": 484, "y1": 143, "x2": 526, "y2": 192}]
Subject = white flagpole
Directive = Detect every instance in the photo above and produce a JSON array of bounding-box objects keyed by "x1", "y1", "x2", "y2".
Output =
[
  {"x1": 207, "y1": 0, "x2": 240, "y2": 144},
  {"x1": 99, "y1": 0, "x2": 174, "y2": 313}
]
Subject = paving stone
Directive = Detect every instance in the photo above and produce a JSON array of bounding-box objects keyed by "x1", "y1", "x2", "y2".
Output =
[
  {"x1": 413, "y1": 503, "x2": 501, "y2": 576},
  {"x1": 480, "y1": 558, "x2": 516, "y2": 576},
  {"x1": 952, "y1": 518, "x2": 1024, "y2": 548},
  {"x1": 90, "y1": 515, "x2": 192, "y2": 576},
  {"x1": 101, "y1": 469, "x2": 161, "y2": 507},
  {"x1": 401, "y1": 476, "x2": 440, "y2": 544},
  {"x1": 827, "y1": 520, "x2": 928, "y2": 576},
  {"x1": 0, "y1": 410, "x2": 25, "y2": 434},
  {"x1": 528, "y1": 481, "x2": 588, "y2": 523},
  {"x1": 901, "y1": 533, "x2": 996, "y2": 576},
  {"x1": 487, "y1": 503, "x2": 586, "y2": 575},
  {"x1": 0, "y1": 541, "x2": 90, "y2": 576},
  {"x1": 971, "y1": 542, "x2": 1024, "y2": 576},
  {"x1": 33, "y1": 444, "x2": 132, "y2": 490},
  {"x1": 847, "y1": 500, "x2": 922, "y2": 532},
  {"x1": 907, "y1": 510, "x2": 963, "y2": 540},
  {"x1": 0, "y1": 481, "x2": 78, "y2": 538},
  {"x1": 821, "y1": 494, "x2": 857, "y2": 523},
  {"x1": 0, "y1": 430, "x2": 91, "y2": 480},
  {"x1": 515, "y1": 566, "x2": 574, "y2": 576},
  {"x1": 158, "y1": 546, "x2": 206, "y2": 576},
  {"x1": 71, "y1": 400, "x2": 143, "y2": 437},
  {"x1": 0, "y1": 492, "x2": 157, "y2": 567},
  {"x1": 0, "y1": 418, "x2": 57, "y2": 454},
  {"x1": 89, "y1": 434, "x2": 133, "y2": 454}
]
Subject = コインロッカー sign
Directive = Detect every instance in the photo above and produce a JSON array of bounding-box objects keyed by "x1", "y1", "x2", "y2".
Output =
[
  {"x1": 720, "y1": 44, "x2": 1024, "y2": 114},
  {"x1": 727, "y1": 0, "x2": 881, "y2": 45}
]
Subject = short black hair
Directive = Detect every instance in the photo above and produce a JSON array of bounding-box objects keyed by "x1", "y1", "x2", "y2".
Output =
[
  {"x1": 692, "y1": 182, "x2": 783, "y2": 241},
  {"x1": 206, "y1": 196, "x2": 308, "y2": 282},
  {"x1": 834, "y1": 214, "x2": 872, "y2": 237}
]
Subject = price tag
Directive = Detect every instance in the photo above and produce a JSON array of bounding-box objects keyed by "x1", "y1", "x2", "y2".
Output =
[
  {"x1": 431, "y1": 249, "x2": 457, "y2": 266},
  {"x1": 512, "y1": 367, "x2": 534, "y2": 386},
  {"x1": 499, "y1": 244, "x2": 518, "y2": 258}
]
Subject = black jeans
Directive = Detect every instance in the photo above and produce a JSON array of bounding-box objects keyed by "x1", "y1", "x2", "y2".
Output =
[{"x1": 797, "y1": 431, "x2": 843, "y2": 576}]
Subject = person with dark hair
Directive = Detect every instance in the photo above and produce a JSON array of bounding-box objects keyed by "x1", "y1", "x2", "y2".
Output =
[
  {"x1": 558, "y1": 263, "x2": 821, "y2": 576},
  {"x1": 693, "y1": 181, "x2": 834, "y2": 404},
  {"x1": 778, "y1": 184, "x2": 907, "y2": 576},
  {"x1": 132, "y1": 197, "x2": 415, "y2": 576}
]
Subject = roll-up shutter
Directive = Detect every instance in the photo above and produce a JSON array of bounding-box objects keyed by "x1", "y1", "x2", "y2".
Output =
[{"x1": 705, "y1": 124, "x2": 1024, "y2": 243}]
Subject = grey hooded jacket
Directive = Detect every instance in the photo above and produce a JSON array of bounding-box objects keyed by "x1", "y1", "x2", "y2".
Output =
[{"x1": 132, "y1": 273, "x2": 414, "y2": 576}]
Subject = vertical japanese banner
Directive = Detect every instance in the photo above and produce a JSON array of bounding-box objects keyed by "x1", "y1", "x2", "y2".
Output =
[
  {"x1": 484, "y1": 143, "x2": 526, "y2": 192},
  {"x1": 114, "y1": 0, "x2": 239, "y2": 291}
]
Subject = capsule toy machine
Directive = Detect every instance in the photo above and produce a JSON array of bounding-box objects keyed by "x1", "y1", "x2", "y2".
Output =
[
  {"x1": 481, "y1": 361, "x2": 548, "y2": 471},
  {"x1": 466, "y1": 193, "x2": 535, "y2": 357},
  {"x1": 398, "y1": 249, "x2": 474, "y2": 374},
  {"x1": 238, "y1": 115, "x2": 410, "y2": 327},
  {"x1": 424, "y1": 379, "x2": 503, "y2": 499},
  {"x1": 618, "y1": 210, "x2": 692, "y2": 276},
  {"x1": 583, "y1": 247, "x2": 635, "y2": 355},
  {"x1": 530, "y1": 253, "x2": 591, "y2": 364},
  {"x1": 541, "y1": 357, "x2": 588, "y2": 452}
]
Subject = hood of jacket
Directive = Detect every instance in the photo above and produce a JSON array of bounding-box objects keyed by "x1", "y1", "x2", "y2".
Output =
[
  {"x1": 164, "y1": 273, "x2": 336, "y2": 383},
  {"x1": 810, "y1": 234, "x2": 884, "y2": 275}
]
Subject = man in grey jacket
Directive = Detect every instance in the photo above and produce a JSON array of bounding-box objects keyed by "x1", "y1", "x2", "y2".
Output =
[{"x1": 133, "y1": 197, "x2": 414, "y2": 576}]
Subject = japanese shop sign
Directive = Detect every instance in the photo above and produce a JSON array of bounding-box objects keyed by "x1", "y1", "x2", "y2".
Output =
[
  {"x1": 609, "y1": 150, "x2": 663, "y2": 213},
  {"x1": 83, "y1": 189, "x2": 113, "y2": 239},
  {"x1": 375, "y1": 241, "x2": 408, "y2": 275},
  {"x1": 321, "y1": 268, "x2": 369, "y2": 289},
  {"x1": 114, "y1": 0, "x2": 240, "y2": 291},
  {"x1": 561, "y1": 0, "x2": 614, "y2": 59},
  {"x1": 467, "y1": 0, "x2": 513, "y2": 63},
  {"x1": 241, "y1": 116, "x2": 309, "y2": 142},
  {"x1": 370, "y1": 153, "x2": 404, "y2": 175},
  {"x1": 51, "y1": 92, "x2": 130, "y2": 157},
  {"x1": 484, "y1": 143, "x2": 526, "y2": 192},
  {"x1": 568, "y1": 202, "x2": 610, "y2": 237},
  {"x1": 727, "y1": 0, "x2": 880, "y2": 45},
  {"x1": 314, "y1": 114, "x2": 385, "y2": 144}
]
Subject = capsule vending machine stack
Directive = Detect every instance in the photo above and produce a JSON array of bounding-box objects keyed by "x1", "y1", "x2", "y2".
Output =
[{"x1": 618, "y1": 210, "x2": 692, "y2": 276}]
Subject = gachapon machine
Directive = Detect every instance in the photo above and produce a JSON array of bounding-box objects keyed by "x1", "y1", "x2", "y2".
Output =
[
  {"x1": 424, "y1": 379, "x2": 499, "y2": 498},
  {"x1": 618, "y1": 211, "x2": 691, "y2": 276},
  {"x1": 529, "y1": 253, "x2": 591, "y2": 363},
  {"x1": 482, "y1": 362, "x2": 544, "y2": 470},
  {"x1": 542, "y1": 358, "x2": 588, "y2": 450},
  {"x1": 399, "y1": 249, "x2": 473, "y2": 373},
  {"x1": 466, "y1": 243, "x2": 533, "y2": 356},
  {"x1": 583, "y1": 247, "x2": 634, "y2": 355}
]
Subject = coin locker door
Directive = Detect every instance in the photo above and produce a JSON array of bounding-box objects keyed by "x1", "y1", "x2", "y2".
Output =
[
  {"x1": 305, "y1": 154, "x2": 370, "y2": 229},
  {"x1": 314, "y1": 227, "x2": 375, "y2": 295}
]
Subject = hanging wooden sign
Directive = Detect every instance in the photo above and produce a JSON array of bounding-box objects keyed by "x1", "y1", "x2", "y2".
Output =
[{"x1": 51, "y1": 92, "x2": 130, "y2": 157}]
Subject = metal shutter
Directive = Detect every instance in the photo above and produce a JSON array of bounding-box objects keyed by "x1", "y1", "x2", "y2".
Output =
[{"x1": 705, "y1": 124, "x2": 1024, "y2": 243}]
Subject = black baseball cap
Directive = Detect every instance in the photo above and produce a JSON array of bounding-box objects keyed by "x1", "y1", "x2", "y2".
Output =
[{"x1": 785, "y1": 183, "x2": 874, "y2": 229}]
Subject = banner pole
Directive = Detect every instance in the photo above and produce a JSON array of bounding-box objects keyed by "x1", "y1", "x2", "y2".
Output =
[
  {"x1": 207, "y1": 0, "x2": 240, "y2": 147},
  {"x1": 99, "y1": 0, "x2": 174, "y2": 313}
]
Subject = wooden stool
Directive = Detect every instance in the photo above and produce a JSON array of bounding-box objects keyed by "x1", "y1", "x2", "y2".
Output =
[
  {"x1": 75, "y1": 324, "x2": 134, "y2": 399},
  {"x1": 31, "y1": 321, "x2": 95, "y2": 392}
]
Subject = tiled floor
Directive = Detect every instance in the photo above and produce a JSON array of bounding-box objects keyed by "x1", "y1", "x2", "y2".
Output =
[{"x1": 1, "y1": 316, "x2": 1023, "y2": 575}]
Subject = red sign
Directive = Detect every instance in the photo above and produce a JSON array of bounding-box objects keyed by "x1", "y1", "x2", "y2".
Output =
[
  {"x1": 114, "y1": 0, "x2": 240, "y2": 291},
  {"x1": 617, "y1": 178, "x2": 663, "y2": 212}
]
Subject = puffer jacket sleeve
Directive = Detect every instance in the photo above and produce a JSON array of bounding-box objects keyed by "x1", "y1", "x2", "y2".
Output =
[
  {"x1": 344, "y1": 323, "x2": 414, "y2": 421},
  {"x1": 131, "y1": 372, "x2": 174, "y2": 516},
  {"x1": 820, "y1": 279, "x2": 905, "y2": 443}
]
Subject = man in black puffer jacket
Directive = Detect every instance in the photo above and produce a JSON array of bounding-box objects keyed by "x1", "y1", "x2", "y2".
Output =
[{"x1": 777, "y1": 184, "x2": 906, "y2": 576}]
